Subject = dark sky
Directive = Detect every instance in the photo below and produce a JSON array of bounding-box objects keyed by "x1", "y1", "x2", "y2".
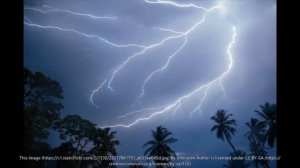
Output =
[{"x1": 24, "y1": 0, "x2": 276, "y2": 167}]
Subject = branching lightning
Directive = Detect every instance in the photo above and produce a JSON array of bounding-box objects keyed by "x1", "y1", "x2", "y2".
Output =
[
  {"x1": 136, "y1": 5, "x2": 220, "y2": 101},
  {"x1": 24, "y1": 5, "x2": 116, "y2": 20},
  {"x1": 23, "y1": 22, "x2": 145, "y2": 48},
  {"x1": 106, "y1": 32, "x2": 185, "y2": 91},
  {"x1": 90, "y1": 79, "x2": 107, "y2": 108},
  {"x1": 117, "y1": 106, "x2": 165, "y2": 119},
  {"x1": 107, "y1": 4, "x2": 220, "y2": 93},
  {"x1": 190, "y1": 86, "x2": 210, "y2": 115},
  {"x1": 102, "y1": 26, "x2": 237, "y2": 128},
  {"x1": 24, "y1": 1, "x2": 238, "y2": 128},
  {"x1": 156, "y1": 27, "x2": 184, "y2": 34},
  {"x1": 136, "y1": 36, "x2": 187, "y2": 100},
  {"x1": 144, "y1": 0, "x2": 214, "y2": 10}
]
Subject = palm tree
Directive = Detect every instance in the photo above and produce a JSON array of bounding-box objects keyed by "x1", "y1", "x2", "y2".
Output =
[
  {"x1": 223, "y1": 150, "x2": 250, "y2": 168},
  {"x1": 211, "y1": 109, "x2": 237, "y2": 152},
  {"x1": 245, "y1": 118, "x2": 270, "y2": 168},
  {"x1": 143, "y1": 126, "x2": 177, "y2": 168},
  {"x1": 249, "y1": 141, "x2": 269, "y2": 168},
  {"x1": 255, "y1": 103, "x2": 277, "y2": 148},
  {"x1": 245, "y1": 118, "x2": 267, "y2": 147},
  {"x1": 90, "y1": 127, "x2": 120, "y2": 168}
]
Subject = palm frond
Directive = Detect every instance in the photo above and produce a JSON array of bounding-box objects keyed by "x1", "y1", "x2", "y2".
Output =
[{"x1": 143, "y1": 140, "x2": 157, "y2": 147}]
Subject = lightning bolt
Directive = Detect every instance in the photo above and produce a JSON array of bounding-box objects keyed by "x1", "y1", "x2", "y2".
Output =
[
  {"x1": 91, "y1": 1, "x2": 221, "y2": 106},
  {"x1": 190, "y1": 86, "x2": 210, "y2": 116},
  {"x1": 190, "y1": 26, "x2": 237, "y2": 116},
  {"x1": 136, "y1": 5, "x2": 220, "y2": 101},
  {"x1": 117, "y1": 106, "x2": 165, "y2": 120},
  {"x1": 24, "y1": 1, "x2": 238, "y2": 128},
  {"x1": 101, "y1": 26, "x2": 237, "y2": 128},
  {"x1": 90, "y1": 79, "x2": 107, "y2": 108},
  {"x1": 144, "y1": 0, "x2": 214, "y2": 10},
  {"x1": 24, "y1": 5, "x2": 147, "y2": 108},
  {"x1": 107, "y1": 32, "x2": 183, "y2": 91},
  {"x1": 136, "y1": 36, "x2": 187, "y2": 101},
  {"x1": 106, "y1": 4, "x2": 220, "y2": 92},
  {"x1": 215, "y1": 80, "x2": 227, "y2": 109},
  {"x1": 156, "y1": 27, "x2": 184, "y2": 34},
  {"x1": 23, "y1": 22, "x2": 146, "y2": 48},
  {"x1": 24, "y1": 6, "x2": 148, "y2": 108},
  {"x1": 24, "y1": 5, "x2": 116, "y2": 20}
]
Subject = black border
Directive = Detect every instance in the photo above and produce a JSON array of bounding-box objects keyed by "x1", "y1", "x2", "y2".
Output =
[
  {"x1": 277, "y1": 0, "x2": 294, "y2": 167},
  {"x1": 4, "y1": 0, "x2": 292, "y2": 167},
  {"x1": 3, "y1": 0, "x2": 24, "y2": 166}
]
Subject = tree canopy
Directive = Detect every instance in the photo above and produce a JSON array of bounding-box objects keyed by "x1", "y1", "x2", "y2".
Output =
[
  {"x1": 24, "y1": 67, "x2": 63, "y2": 143},
  {"x1": 23, "y1": 67, "x2": 64, "y2": 167}
]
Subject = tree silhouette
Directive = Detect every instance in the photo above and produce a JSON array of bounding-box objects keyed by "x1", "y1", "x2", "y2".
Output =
[
  {"x1": 53, "y1": 115, "x2": 100, "y2": 168},
  {"x1": 52, "y1": 142, "x2": 77, "y2": 168},
  {"x1": 211, "y1": 109, "x2": 237, "y2": 152},
  {"x1": 249, "y1": 141, "x2": 269, "y2": 168},
  {"x1": 245, "y1": 118, "x2": 267, "y2": 147},
  {"x1": 223, "y1": 150, "x2": 250, "y2": 168},
  {"x1": 90, "y1": 127, "x2": 120, "y2": 168},
  {"x1": 255, "y1": 103, "x2": 277, "y2": 148},
  {"x1": 52, "y1": 114, "x2": 123, "y2": 168},
  {"x1": 143, "y1": 126, "x2": 177, "y2": 168},
  {"x1": 244, "y1": 103, "x2": 276, "y2": 168},
  {"x1": 53, "y1": 115, "x2": 96, "y2": 155},
  {"x1": 24, "y1": 67, "x2": 63, "y2": 147},
  {"x1": 23, "y1": 67, "x2": 63, "y2": 168}
]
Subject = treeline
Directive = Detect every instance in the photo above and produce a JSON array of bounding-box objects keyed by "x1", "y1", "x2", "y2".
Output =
[
  {"x1": 24, "y1": 67, "x2": 120, "y2": 168},
  {"x1": 23, "y1": 67, "x2": 276, "y2": 168},
  {"x1": 210, "y1": 102, "x2": 276, "y2": 168}
]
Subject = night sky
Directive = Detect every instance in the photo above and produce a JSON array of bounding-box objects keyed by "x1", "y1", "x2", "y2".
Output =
[{"x1": 24, "y1": 0, "x2": 276, "y2": 167}]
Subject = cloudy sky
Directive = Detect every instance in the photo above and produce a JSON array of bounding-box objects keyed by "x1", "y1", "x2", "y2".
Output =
[{"x1": 24, "y1": 0, "x2": 276, "y2": 167}]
